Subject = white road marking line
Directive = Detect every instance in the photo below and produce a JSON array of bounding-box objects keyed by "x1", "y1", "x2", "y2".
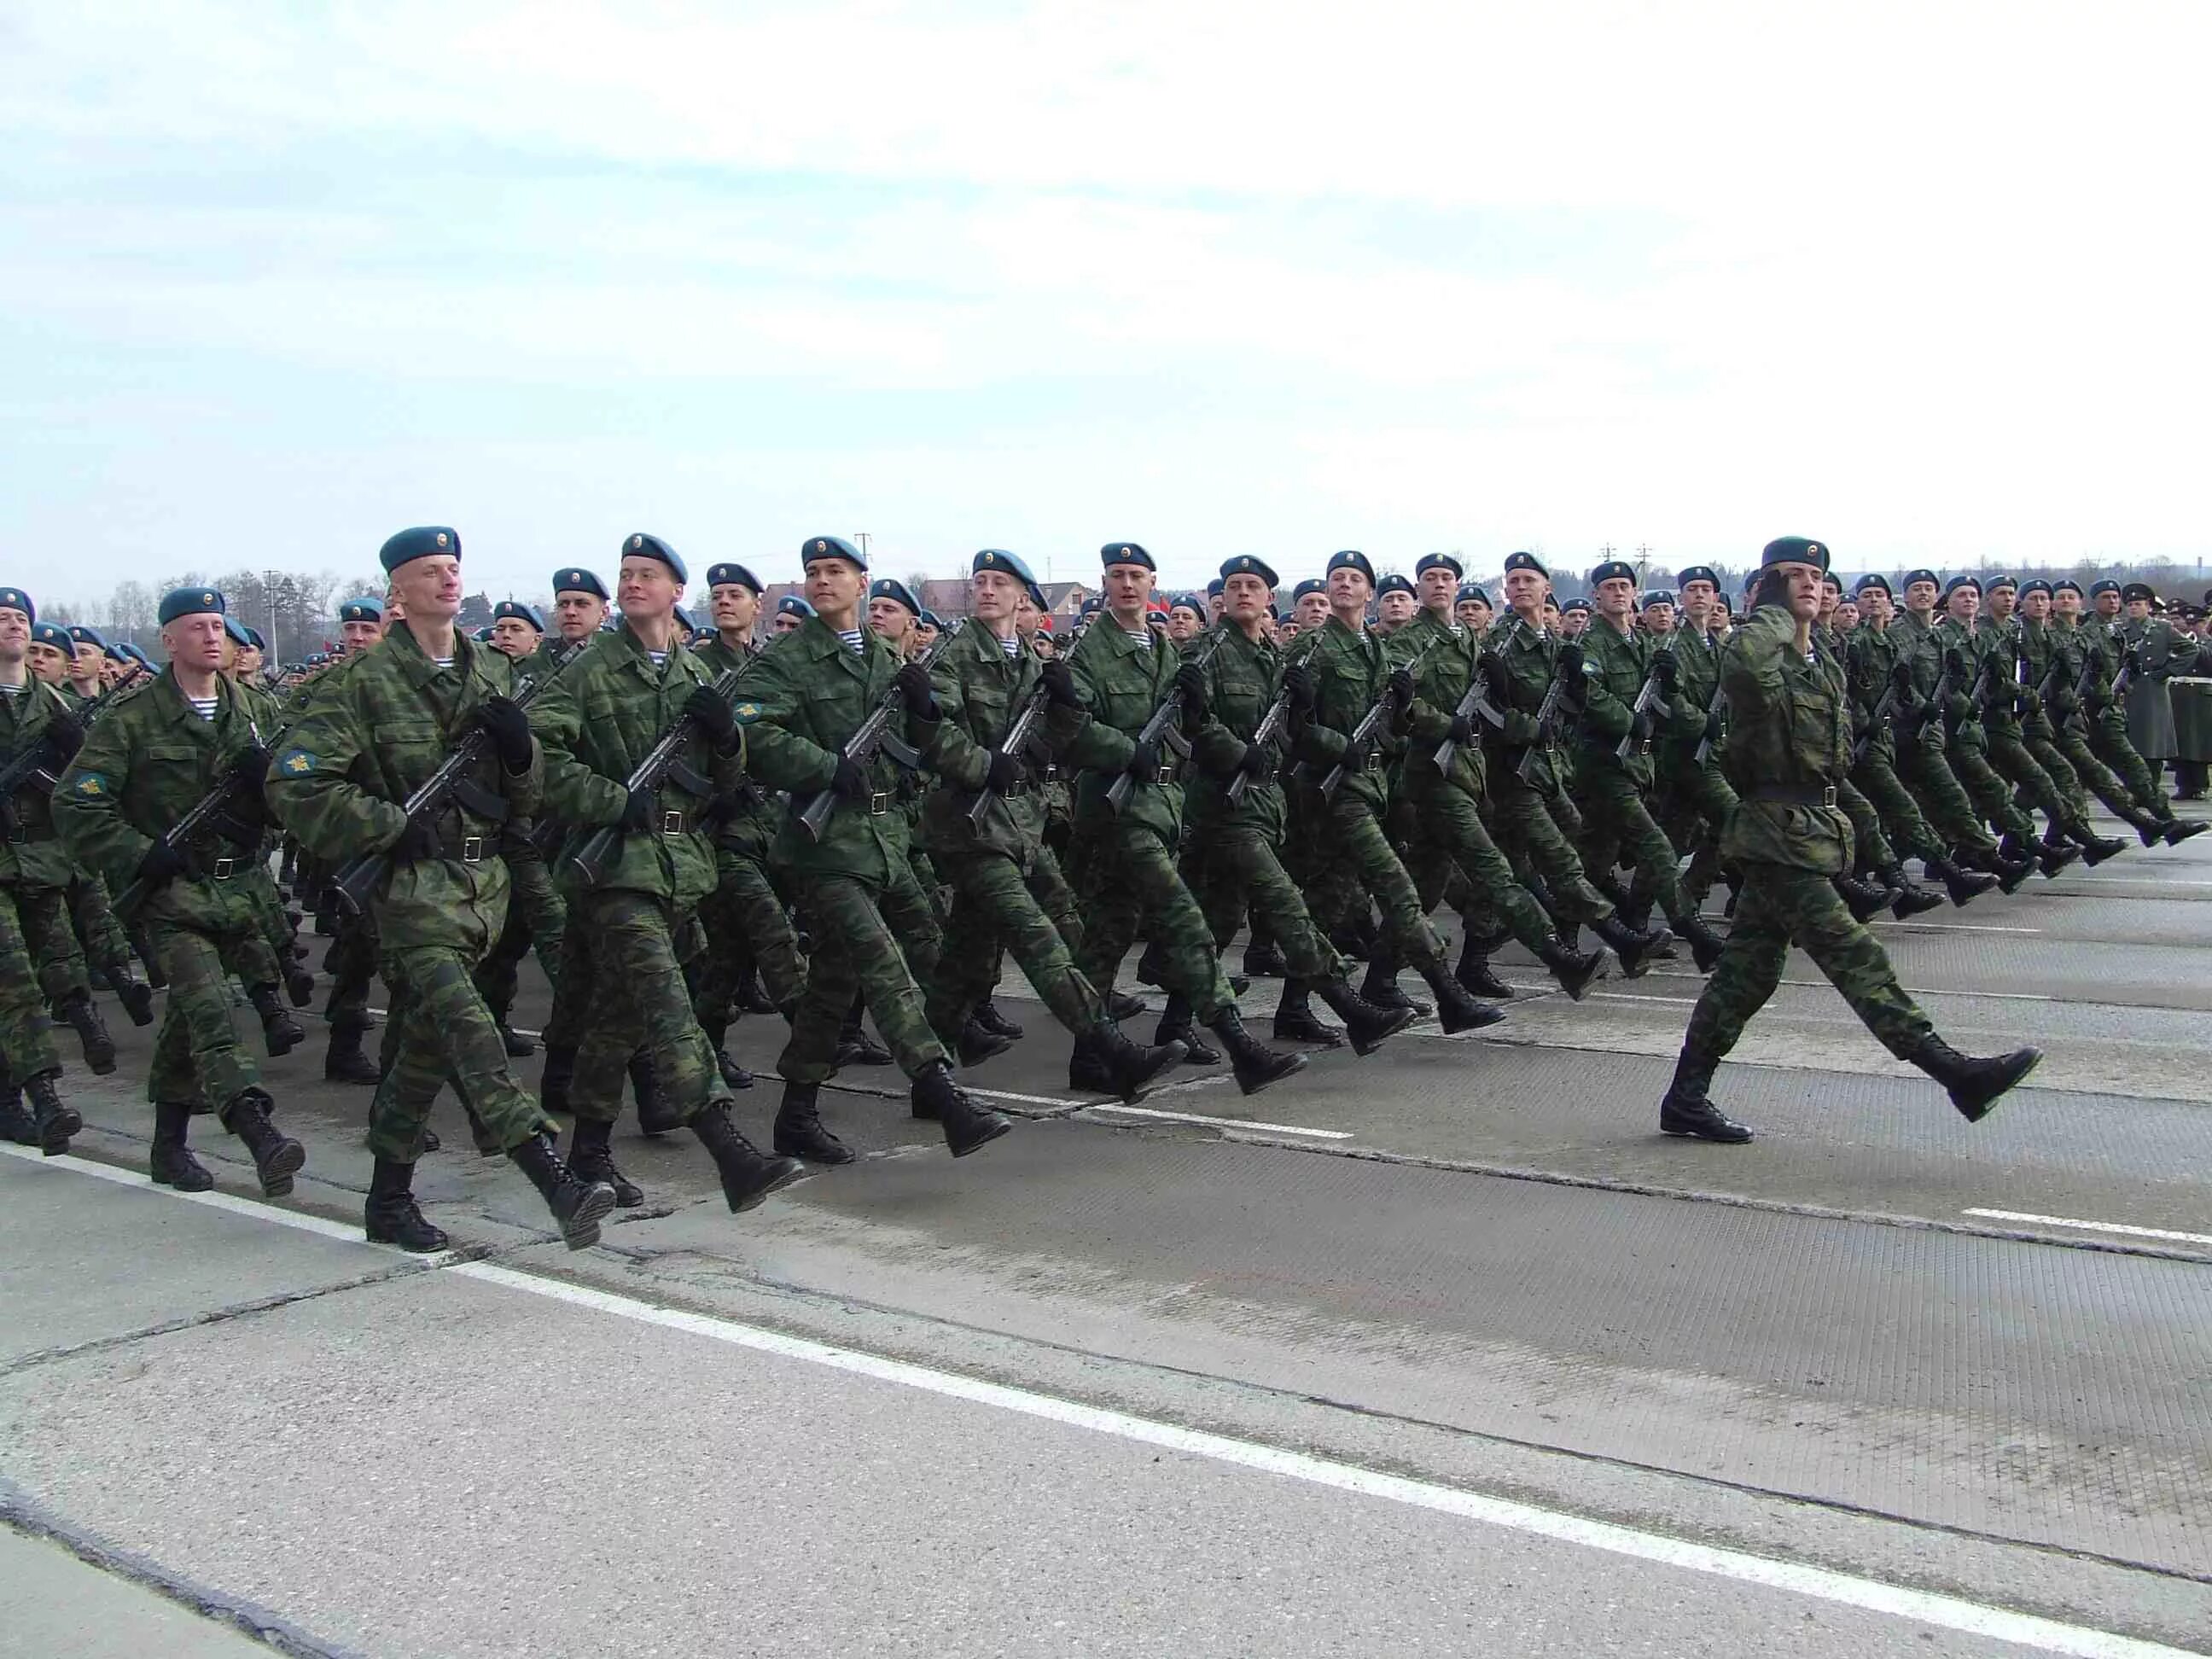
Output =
[
  {"x1": 5, "y1": 1144, "x2": 2199, "y2": 1656},
  {"x1": 1881, "y1": 922, "x2": 2043, "y2": 934},
  {"x1": 1964, "y1": 1208, "x2": 2212, "y2": 1248},
  {"x1": 1082, "y1": 1103, "x2": 1353, "y2": 1139},
  {"x1": 1586, "y1": 974, "x2": 2060, "y2": 1006},
  {"x1": 2053, "y1": 876, "x2": 2212, "y2": 888},
  {"x1": 965, "y1": 1087, "x2": 1094, "y2": 1109}
]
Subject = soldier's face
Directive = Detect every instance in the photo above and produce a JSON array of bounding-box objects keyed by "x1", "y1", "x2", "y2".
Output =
[
  {"x1": 1502, "y1": 569, "x2": 1546, "y2": 616},
  {"x1": 1326, "y1": 568, "x2": 1371, "y2": 621},
  {"x1": 26, "y1": 642, "x2": 67, "y2": 683},
  {"x1": 72, "y1": 642, "x2": 102, "y2": 678},
  {"x1": 1678, "y1": 580, "x2": 1714, "y2": 625},
  {"x1": 2126, "y1": 598, "x2": 2151, "y2": 622},
  {"x1": 1643, "y1": 602, "x2": 1674, "y2": 634},
  {"x1": 2056, "y1": 589, "x2": 2082, "y2": 618},
  {"x1": 1859, "y1": 588, "x2": 1892, "y2": 624},
  {"x1": 341, "y1": 619, "x2": 382, "y2": 649},
  {"x1": 1819, "y1": 584, "x2": 1840, "y2": 620},
  {"x1": 1987, "y1": 587, "x2": 2016, "y2": 620},
  {"x1": 1295, "y1": 591, "x2": 1330, "y2": 629},
  {"x1": 1775, "y1": 562, "x2": 1824, "y2": 622},
  {"x1": 710, "y1": 583, "x2": 759, "y2": 636},
  {"x1": 1378, "y1": 591, "x2": 1417, "y2": 628},
  {"x1": 1905, "y1": 579, "x2": 1938, "y2": 614},
  {"x1": 1593, "y1": 577, "x2": 1635, "y2": 620},
  {"x1": 972, "y1": 568, "x2": 1019, "y2": 624},
  {"x1": 0, "y1": 608, "x2": 27, "y2": 659},
  {"x1": 804, "y1": 556, "x2": 866, "y2": 618},
  {"x1": 915, "y1": 622, "x2": 938, "y2": 649},
  {"x1": 1836, "y1": 600, "x2": 1860, "y2": 631},
  {"x1": 1103, "y1": 562, "x2": 1152, "y2": 618},
  {"x1": 236, "y1": 645, "x2": 262, "y2": 676},
  {"x1": 2023, "y1": 591, "x2": 2051, "y2": 621},
  {"x1": 491, "y1": 618, "x2": 538, "y2": 657},
  {"x1": 1208, "y1": 592, "x2": 1225, "y2": 621},
  {"x1": 773, "y1": 611, "x2": 803, "y2": 635},
  {"x1": 867, "y1": 597, "x2": 914, "y2": 643},
  {"x1": 1223, "y1": 573, "x2": 1271, "y2": 626},
  {"x1": 617, "y1": 556, "x2": 680, "y2": 622},
  {"x1": 1168, "y1": 609, "x2": 1201, "y2": 642},
  {"x1": 554, "y1": 591, "x2": 606, "y2": 641},
  {"x1": 2096, "y1": 591, "x2": 2121, "y2": 618},
  {"x1": 1417, "y1": 569, "x2": 1458, "y2": 611},
  {"x1": 164, "y1": 613, "x2": 227, "y2": 673},
  {"x1": 396, "y1": 555, "x2": 464, "y2": 622},
  {"x1": 1946, "y1": 589, "x2": 1979, "y2": 623},
  {"x1": 1455, "y1": 599, "x2": 1485, "y2": 630},
  {"x1": 1561, "y1": 609, "x2": 1588, "y2": 637}
]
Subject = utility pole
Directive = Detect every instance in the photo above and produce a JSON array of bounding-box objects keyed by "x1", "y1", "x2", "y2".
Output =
[{"x1": 856, "y1": 533, "x2": 870, "y2": 563}]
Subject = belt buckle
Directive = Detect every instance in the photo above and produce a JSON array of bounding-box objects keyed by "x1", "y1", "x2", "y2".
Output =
[
  {"x1": 211, "y1": 856, "x2": 235, "y2": 881},
  {"x1": 661, "y1": 810, "x2": 685, "y2": 835},
  {"x1": 868, "y1": 791, "x2": 890, "y2": 815},
  {"x1": 1822, "y1": 785, "x2": 1838, "y2": 808},
  {"x1": 1364, "y1": 752, "x2": 1383, "y2": 771},
  {"x1": 1157, "y1": 760, "x2": 1179, "y2": 784},
  {"x1": 1639, "y1": 737, "x2": 1653, "y2": 755},
  {"x1": 1041, "y1": 763, "x2": 1060, "y2": 782},
  {"x1": 461, "y1": 835, "x2": 484, "y2": 863}
]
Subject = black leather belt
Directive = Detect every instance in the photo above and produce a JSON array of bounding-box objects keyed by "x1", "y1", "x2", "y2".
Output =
[{"x1": 1751, "y1": 783, "x2": 1838, "y2": 807}]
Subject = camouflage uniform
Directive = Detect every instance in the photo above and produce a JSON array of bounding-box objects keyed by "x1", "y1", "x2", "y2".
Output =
[
  {"x1": 1569, "y1": 617, "x2": 1696, "y2": 930},
  {"x1": 1477, "y1": 616, "x2": 1616, "y2": 924},
  {"x1": 2081, "y1": 612, "x2": 2176, "y2": 823},
  {"x1": 0, "y1": 682, "x2": 65, "y2": 1086},
  {"x1": 0, "y1": 681, "x2": 98, "y2": 1017},
  {"x1": 2046, "y1": 616, "x2": 2163, "y2": 832},
  {"x1": 1843, "y1": 620, "x2": 1948, "y2": 860},
  {"x1": 1889, "y1": 608, "x2": 2001, "y2": 855},
  {"x1": 692, "y1": 632, "x2": 806, "y2": 1027},
  {"x1": 1931, "y1": 614, "x2": 2039, "y2": 843},
  {"x1": 1656, "y1": 620, "x2": 1739, "y2": 905}
]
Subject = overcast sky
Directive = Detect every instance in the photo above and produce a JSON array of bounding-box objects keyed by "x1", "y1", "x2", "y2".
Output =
[{"x1": 7, "y1": 0, "x2": 2209, "y2": 608}]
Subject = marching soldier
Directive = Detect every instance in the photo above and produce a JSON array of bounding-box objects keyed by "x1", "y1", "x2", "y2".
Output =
[
  {"x1": 476, "y1": 601, "x2": 569, "y2": 1057},
  {"x1": 2113, "y1": 581, "x2": 2205, "y2": 839},
  {"x1": 54, "y1": 586, "x2": 308, "y2": 1194}
]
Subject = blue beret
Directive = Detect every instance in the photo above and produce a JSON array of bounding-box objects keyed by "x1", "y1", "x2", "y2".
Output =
[
  {"x1": 379, "y1": 526, "x2": 457, "y2": 573},
  {"x1": 492, "y1": 600, "x2": 544, "y2": 631},
  {"x1": 1101, "y1": 542, "x2": 1154, "y2": 572},
  {"x1": 1853, "y1": 573, "x2": 1892, "y2": 596},
  {"x1": 245, "y1": 627, "x2": 267, "y2": 652},
  {"x1": 2053, "y1": 579, "x2": 2082, "y2": 597},
  {"x1": 920, "y1": 609, "x2": 945, "y2": 630},
  {"x1": 1375, "y1": 573, "x2": 1416, "y2": 600},
  {"x1": 1501, "y1": 550, "x2": 1547, "y2": 578},
  {"x1": 222, "y1": 614, "x2": 253, "y2": 648},
  {"x1": 2019, "y1": 579, "x2": 2052, "y2": 598},
  {"x1": 671, "y1": 604, "x2": 694, "y2": 633},
  {"x1": 707, "y1": 562, "x2": 762, "y2": 594},
  {"x1": 777, "y1": 595, "x2": 816, "y2": 619},
  {"x1": 1675, "y1": 566, "x2": 1719, "y2": 590},
  {"x1": 1220, "y1": 555, "x2": 1279, "y2": 589},
  {"x1": 801, "y1": 533, "x2": 867, "y2": 572},
  {"x1": 158, "y1": 586, "x2": 225, "y2": 626},
  {"x1": 1415, "y1": 552, "x2": 1464, "y2": 580},
  {"x1": 1750, "y1": 538, "x2": 1828, "y2": 574},
  {"x1": 1168, "y1": 592, "x2": 1207, "y2": 618},
  {"x1": 973, "y1": 548, "x2": 1038, "y2": 588},
  {"x1": 0, "y1": 588, "x2": 33, "y2": 623},
  {"x1": 338, "y1": 596, "x2": 384, "y2": 625},
  {"x1": 553, "y1": 568, "x2": 608, "y2": 601},
  {"x1": 1983, "y1": 573, "x2": 2017, "y2": 591},
  {"x1": 621, "y1": 532, "x2": 686, "y2": 585},
  {"x1": 2088, "y1": 579, "x2": 2121, "y2": 598},
  {"x1": 870, "y1": 577, "x2": 919, "y2": 616},
  {"x1": 1562, "y1": 597, "x2": 1592, "y2": 614},
  {"x1": 1326, "y1": 550, "x2": 1376, "y2": 585},
  {"x1": 1292, "y1": 578, "x2": 1326, "y2": 602},
  {"x1": 67, "y1": 624, "x2": 108, "y2": 650},
  {"x1": 1206, "y1": 576, "x2": 1225, "y2": 597},
  {"x1": 1589, "y1": 560, "x2": 1638, "y2": 587},
  {"x1": 1640, "y1": 589, "x2": 1677, "y2": 608},
  {"x1": 1900, "y1": 567, "x2": 1940, "y2": 591},
  {"x1": 31, "y1": 621, "x2": 71, "y2": 650},
  {"x1": 1079, "y1": 597, "x2": 1102, "y2": 616},
  {"x1": 1455, "y1": 582, "x2": 1490, "y2": 606},
  {"x1": 1942, "y1": 574, "x2": 1981, "y2": 598}
]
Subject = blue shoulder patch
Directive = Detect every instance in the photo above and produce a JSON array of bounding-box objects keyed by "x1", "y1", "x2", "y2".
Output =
[
  {"x1": 70, "y1": 771, "x2": 110, "y2": 799},
  {"x1": 276, "y1": 748, "x2": 319, "y2": 777},
  {"x1": 733, "y1": 701, "x2": 763, "y2": 725}
]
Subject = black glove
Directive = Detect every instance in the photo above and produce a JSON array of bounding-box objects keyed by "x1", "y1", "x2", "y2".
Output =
[
  {"x1": 474, "y1": 695, "x2": 534, "y2": 771},
  {"x1": 1127, "y1": 737, "x2": 1161, "y2": 783},
  {"x1": 684, "y1": 685, "x2": 737, "y2": 750},
  {"x1": 895, "y1": 661, "x2": 937, "y2": 720},
  {"x1": 1651, "y1": 652, "x2": 1678, "y2": 693},
  {"x1": 43, "y1": 712, "x2": 84, "y2": 763},
  {"x1": 1385, "y1": 667, "x2": 1417, "y2": 712},
  {"x1": 392, "y1": 817, "x2": 442, "y2": 863},
  {"x1": 2123, "y1": 646, "x2": 2144, "y2": 675},
  {"x1": 984, "y1": 749, "x2": 1027, "y2": 795},
  {"x1": 1447, "y1": 713, "x2": 1477, "y2": 747},
  {"x1": 1891, "y1": 661, "x2": 1917, "y2": 694},
  {"x1": 619, "y1": 786, "x2": 656, "y2": 832},
  {"x1": 1478, "y1": 654, "x2": 1511, "y2": 701},
  {"x1": 134, "y1": 841, "x2": 188, "y2": 886},
  {"x1": 1174, "y1": 661, "x2": 1209, "y2": 719},
  {"x1": 1749, "y1": 567, "x2": 1794, "y2": 612},
  {"x1": 1284, "y1": 663, "x2": 1317, "y2": 716},
  {"x1": 1944, "y1": 648, "x2": 1968, "y2": 681},
  {"x1": 230, "y1": 744, "x2": 273, "y2": 788},
  {"x1": 1040, "y1": 659, "x2": 1081, "y2": 707},
  {"x1": 831, "y1": 756, "x2": 870, "y2": 801},
  {"x1": 1703, "y1": 708, "x2": 1725, "y2": 742},
  {"x1": 1237, "y1": 742, "x2": 1274, "y2": 779},
  {"x1": 1555, "y1": 642, "x2": 1584, "y2": 679}
]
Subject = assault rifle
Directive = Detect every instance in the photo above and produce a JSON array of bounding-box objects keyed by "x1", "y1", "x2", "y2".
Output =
[
  {"x1": 1317, "y1": 637, "x2": 1438, "y2": 800},
  {"x1": 1430, "y1": 647, "x2": 1508, "y2": 775},
  {"x1": 1515, "y1": 639, "x2": 1585, "y2": 785},
  {"x1": 1694, "y1": 683, "x2": 1728, "y2": 766},
  {"x1": 794, "y1": 644, "x2": 942, "y2": 841},
  {"x1": 112, "y1": 714, "x2": 275, "y2": 916},
  {"x1": 332, "y1": 661, "x2": 568, "y2": 917},
  {"x1": 2112, "y1": 643, "x2": 2139, "y2": 701},
  {"x1": 73, "y1": 664, "x2": 148, "y2": 727},
  {"x1": 1613, "y1": 640, "x2": 1678, "y2": 762},
  {"x1": 1229, "y1": 632, "x2": 1324, "y2": 805},
  {"x1": 1105, "y1": 631, "x2": 1225, "y2": 814},
  {"x1": 967, "y1": 677, "x2": 1054, "y2": 830},
  {"x1": 570, "y1": 668, "x2": 745, "y2": 882}
]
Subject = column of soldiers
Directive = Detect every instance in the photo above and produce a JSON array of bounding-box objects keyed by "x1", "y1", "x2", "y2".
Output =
[{"x1": 14, "y1": 534, "x2": 2204, "y2": 1240}]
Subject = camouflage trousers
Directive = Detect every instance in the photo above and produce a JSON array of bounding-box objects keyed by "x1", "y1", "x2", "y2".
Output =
[
  {"x1": 0, "y1": 884, "x2": 59, "y2": 1080},
  {"x1": 1183, "y1": 827, "x2": 1347, "y2": 982},
  {"x1": 2093, "y1": 707, "x2": 2173, "y2": 822},
  {"x1": 1071, "y1": 818, "x2": 1237, "y2": 1022},
  {"x1": 367, "y1": 941, "x2": 552, "y2": 1163},
  {"x1": 1656, "y1": 754, "x2": 1738, "y2": 907},
  {"x1": 1835, "y1": 778, "x2": 1897, "y2": 873},
  {"x1": 1680, "y1": 861, "x2": 1935, "y2": 1065},
  {"x1": 1985, "y1": 725, "x2": 2082, "y2": 836},
  {"x1": 2052, "y1": 724, "x2": 2159, "y2": 831},
  {"x1": 1897, "y1": 737, "x2": 2000, "y2": 855},
  {"x1": 144, "y1": 917, "x2": 262, "y2": 1110},
  {"x1": 2, "y1": 877, "x2": 90, "y2": 1009},
  {"x1": 1482, "y1": 769, "x2": 1612, "y2": 924},
  {"x1": 1574, "y1": 760, "x2": 1691, "y2": 926},
  {"x1": 1302, "y1": 794, "x2": 1445, "y2": 972},
  {"x1": 693, "y1": 847, "x2": 806, "y2": 1025},
  {"x1": 779, "y1": 867, "x2": 946, "y2": 1085},
  {"x1": 1849, "y1": 742, "x2": 1942, "y2": 860},
  {"x1": 561, "y1": 889, "x2": 724, "y2": 1126},
  {"x1": 1400, "y1": 787, "x2": 1555, "y2": 952},
  {"x1": 324, "y1": 909, "x2": 380, "y2": 1030},
  {"x1": 475, "y1": 853, "x2": 567, "y2": 1025},
  {"x1": 67, "y1": 873, "x2": 137, "y2": 983},
  {"x1": 1946, "y1": 724, "x2": 2037, "y2": 841},
  {"x1": 926, "y1": 847, "x2": 1103, "y2": 1040}
]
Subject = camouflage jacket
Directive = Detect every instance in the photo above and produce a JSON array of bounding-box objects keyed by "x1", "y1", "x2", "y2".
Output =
[
  {"x1": 530, "y1": 620, "x2": 740, "y2": 911},
  {"x1": 1570, "y1": 615, "x2": 1669, "y2": 790},
  {"x1": 1889, "y1": 608, "x2": 1955, "y2": 752},
  {"x1": 0, "y1": 674, "x2": 83, "y2": 887},
  {"x1": 1665, "y1": 620, "x2": 1728, "y2": 766},
  {"x1": 1479, "y1": 614, "x2": 1570, "y2": 795},
  {"x1": 1288, "y1": 613, "x2": 1399, "y2": 814},
  {"x1": 1059, "y1": 614, "x2": 1190, "y2": 841},
  {"x1": 1394, "y1": 606, "x2": 1486, "y2": 801},
  {"x1": 265, "y1": 621, "x2": 538, "y2": 952},
  {"x1": 919, "y1": 617, "x2": 1082, "y2": 862},
  {"x1": 1186, "y1": 620, "x2": 1301, "y2": 836},
  {"x1": 693, "y1": 632, "x2": 778, "y2": 859},
  {"x1": 1718, "y1": 603, "x2": 1851, "y2": 876}
]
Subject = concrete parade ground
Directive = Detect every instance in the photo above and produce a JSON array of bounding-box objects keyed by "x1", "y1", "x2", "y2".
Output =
[{"x1": 3, "y1": 816, "x2": 2209, "y2": 1657}]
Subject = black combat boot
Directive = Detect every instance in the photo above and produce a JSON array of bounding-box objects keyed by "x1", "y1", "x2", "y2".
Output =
[
  {"x1": 955, "y1": 1016, "x2": 1014, "y2": 1068},
  {"x1": 972, "y1": 997, "x2": 1024, "y2": 1039},
  {"x1": 285, "y1": 965, "x2": 317, "y2": 1007},
  {"x1": 1453, "y1": 932, "x2": 1515, "y2": 999},
  {"x1": 772, "y1": 1080, "x2": 854, "y2": 1165},
  {"x1": 1272, "y1": 979, "x2": 1344, "y2": 1047},
  {"x1": 509, "y1": 1134, "x2": 618, "y2": 1249},
  {"x1": 833, "y1": 1001, "x2": 893, "y2": 1068},
  {"x1": 1155, "y1": 993, "x2": 1220, "y2": 1066},
  {"x1": 2068, "y1": 825, "x2": 2127, "y2": 865},
  {"x1": 364, "y1": 1157, "x2": 448, "y2": 1252},
  {"x1": 1591, "y1": 914, "x2": 1670, "y2": 979},
  {"x1": 1671, "y1": 912, "x2": 1727, "y2": 973},
  {"x1": 109, "y1": 969, "x2": 156, "y2": 1028},
  {"x1": 1203, "y1": 1009, "x2": 1307, "y2": 1095},
  {"x1": 1359, "y1": 952, "x2": 1429, "y2": 1016},
  {"x1": 568, "y1": 1115, "x2": 644, "y2": 1205},
  {"x1": 1313, "y1": 976, "x2": 1417, "y2": 1055},
  {"x1": 246, "y1": 984, "x2": 303, "y2": 1057},
  {"x1": 1657, "y1": 1046, "x2": 1753, "y2": 1143},
  {"x1": 1067, "y1": 1024, "x2": 1186, "y2": 1102},
  {"x1": 1833, "y1": 874, "x2": 1889, "y2": 923},
  {"x1": 632, "y1": 1053, "x2": 682, "y2": 1135},
  {"x1": 1133, "y1": 940, "x2": 1167, "y2": 989},
  {"x1": 910, "y1": 1061, "x2": 1012, "y2": 1155},
  {"x1": 498, "y1": 1022, "x2": 537, "y2": 1058},
  {"x1": 222, "y1": 1089, "x2": 306, "y2": 1197},
  {"x1": 735, "y1": 968, "x2": 780, "y2": 1016},
  {"x1": 2030, "y1": 835, "x2": 2081, "y2": 879},
  {"x1": 1534, "y1": 934, "x2": 1609, "y2": 1001},
  {"x1": 1923, "y1": 850, "x2": 1999, "y2": 906},
  {"x1": 148, "y1": 1102, "x2": 214, "y2": 1191},
  {"x1": 1417, "y1": 961, "x2": 1507, "y2": 1033},
  {"x1": 538, "y1": 1044, "x2": 575, "y2": 1115},
  {"x1": 1242, "y1": 936, "x2": 1289, "y2": 979},
  {"x1": 691, "y1": 1100, "x2": 806, "y2": 1208},
  {"x1": 1878, "y1": 862, "x2": 1948, "y2": 919},
  {"x1": 700, "y1": 1020, "x2": 753, "y2": 1089},
  {"x1": 2133, "y1": 811, "x2": 2168, "y2": 847},
  {"x1": 55, "y1": 991, "x2": 116, "y2": 1076},
  {"x1": 1105, "y1": 987, "x2": 1149, "y2": 1022},
  {"x1": 0, "y1": 1070, "x2": 36, "y2": 1145},
  {"x1": 323, "y1": 1016, "x2": 380, "y2": 1085},
  {"x1": 2164, "y1": 818, "x2": 2209, "y2": 846},
  {"x1": 1906, "y1": 1036, "x2": 2043, "y2": 1122},
  {"x1": 24, "y1": 1071, "x2": 79, "y2": 1155},
  {"x1": 1965, "y1": 843, "x2": 2033, "y2": 894}
]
